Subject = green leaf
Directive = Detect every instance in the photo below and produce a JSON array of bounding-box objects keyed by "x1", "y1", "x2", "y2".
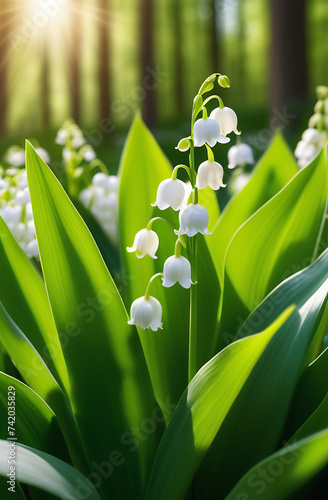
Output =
[
  {"x1": 285, "y1": 348, "x2": 328, "y2": 438},
  {"x1": 0, "y1": 218, "x2": 68, "y2": 393},
  {"x1": 224, "y1": 430, "x2": 328, "y2": 500},
  {"x1": 207, "y1": 134, "x2": 299, "y2": 286},
  {"x1": 194, "y1": 248, "x2": 328, "y2": 499},
  {"x1": 0, "y1": 372, "x2": 69, "y2": 462},
  {"x1": 0, "y1": 441, "x2": 101, "y2": 500},
  {"x1": 144, "y1": 307, "x2": 294, "y2": 500},
  {"x1": 0, "y1": 305, "x2": 88, "y2": 475},
  {"x1": 26, "y1": 141, "x2": 157, "y2": 498},
  {"x1": 217, "y1": 146, "x2": 328, "y2": 344},
  {"x1": 118, "y1": 115, "x2": 190, "y2": 412}
]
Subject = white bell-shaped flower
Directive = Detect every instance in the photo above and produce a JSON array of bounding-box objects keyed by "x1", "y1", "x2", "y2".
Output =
[
  {"x1": 127, "y1": 228, "x2": 159, "y2": 259},
  {"x1": 128, "y1": 296, "x2": 163, "y2": 331},
  {"x1": 162, "y1": 255, "x2": 193, "y2": 289},
  {"x1": 210, "y1": 106, "x2": 240, "y2": 137},
  {"x1": 175, "y1": 204, "x2": 211, "y2": 237},
  {"x1": 193, "y1": 118, "x2": 229, "y2": 147},
  {"x1": 152, "y1": 178, "x2": 186, "y2": 211},
  {"x1": 196, "y1": 160, "x2": 226, "y2": 190},
  {"x1": 228, "y1": 143, "x2": 254, "y2": 169}
]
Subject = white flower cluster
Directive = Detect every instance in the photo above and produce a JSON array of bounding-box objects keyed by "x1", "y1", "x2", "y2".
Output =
[
  {"x1": 295, "y1": 85, "x2": 328, "y2": 169},
  {"x1": 295, "y1": 128, "x2": 327, "y2": 169},
  {"x1": 0, "y1": 169, "x2": 39, "y2": 259},
  {"x1": 79, "y1": 172, "x2": 119, "y2": 243},
  {"x1": 127, "y1": 74, "x2": 241, "y2": 331},
  {"x1": 55, "y1": 121, "x2": 96, "y2": 165}
]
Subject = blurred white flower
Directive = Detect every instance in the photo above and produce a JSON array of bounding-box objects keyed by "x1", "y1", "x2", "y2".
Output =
[
  {"x1": 72, "y1": 132, "x2": 85, "y2": 149},
  {"x1": 228, "y1": 143, "x2": 254, "y2": 169},
  {"x1": 128, "y1": 296, "x2": 163, "y2": 331},
  {"x1": 295, "y1": 128, "x2": 326, "y2": 169},
  {"x1": 35, "y1": 147, "x2": 50, "y2": 164},
  {"x1": 230, "y1": 172, "x2": 251, "y2": 193},
  {"x1": 55, "y1": 128, "x2": 68, "y2": 145},
  {"x1": 175, "y1": 204, "x2": 211, "y2": 237},
  {"x1": 162, "y1": 255, "x2": 193, "y2": 289},
  {"x1": 193, "y1": 118, "x2": 229, "y2": 147},
  {"x1": 84, "y1": 148, "x2": 96, "y2": 162},
  {"x1": 210, "y1": 106, "x2": 240, "y2": 137},
  {"x1": 79, "y1": 172, "x2": 120, "y2": 243},
  {"x1": 152, "y1": 178, "x2": 187, "y2": 211},
  {"x1": 0, "y1": 170, "x2": 39, "y2": 259},
  {"x1": 7, "y1": 149, "x2": 25, "y2": 168},
  {"x1": 63, "y1": 148, "x2": 73, "y2": 164},
  {"x1": 127, "y1": 228, "x2": 159, "y2": 259},
  {"x1": 196, "y1": 160, "x2": 226, "y2": 190}
]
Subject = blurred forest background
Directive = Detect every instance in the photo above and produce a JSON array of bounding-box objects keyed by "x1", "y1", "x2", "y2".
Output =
[{"x1": 0, "y1": 0, "x2": 327, "y2": 165}]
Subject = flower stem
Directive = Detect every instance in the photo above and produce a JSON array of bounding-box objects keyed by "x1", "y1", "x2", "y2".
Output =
[
  {"x1": 188, "y1": 102, "x2": 198, "y2": 382},
  {"x1": 188, "y1": 234, "x2": 198, "y2": 382},
  {"x1": 144, "y1": 273, "x2": 163, "y2": 300}
]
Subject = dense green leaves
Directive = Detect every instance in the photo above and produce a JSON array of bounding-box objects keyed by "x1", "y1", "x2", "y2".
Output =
[
  {"x1": 0, "y1": 441, "x2": 101, "y2": 500},
  {"x1": 217, "y1": 146, "x2": 328, "y2": 344},
  {"x1": 194, "y1": 248, "x2": 328, "y2": 498},
  {"x1": 207, "y1": 133, "x2": 299, "y2": 285},
  {"x1": 0, "y1": 372, "x2": 69, "y2": 460},
  {"x1": 26, "y1": 141, "x2": 157, "y2": 498},
  {"x1": 145, "y1": 308, "x2": 293, "y2": 500},
  {"x1": 224, "y1": 430, "x2": 328, "y2": 500},
  {"x1": 0, "y1": 218, "x2": 68, "y2": 392}
]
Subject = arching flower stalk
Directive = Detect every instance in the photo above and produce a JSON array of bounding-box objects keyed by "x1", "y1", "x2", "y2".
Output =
[{"x1": 127, "y1": 73, "x2": 240, "y2": 382}]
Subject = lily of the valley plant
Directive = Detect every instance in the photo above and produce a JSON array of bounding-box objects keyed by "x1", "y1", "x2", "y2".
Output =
[{"x1": 0, "y1": 73, "x2": 328, "y2": 500}]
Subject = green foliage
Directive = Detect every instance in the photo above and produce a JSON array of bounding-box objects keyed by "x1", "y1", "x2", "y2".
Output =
[{"x1": 0, "y1": 118, "x2": 327, "y2": 500}]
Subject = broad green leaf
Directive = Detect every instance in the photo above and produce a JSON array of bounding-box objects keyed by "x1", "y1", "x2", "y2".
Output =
[
  {"x1": 207, "y1": 133, "x2": 299, "y2": 285},
  {"x1": 194, "y1": 248, "x2": 328, "y2": 499},
  {"x1": 198, "y1": 185, "x2": 220, "y2": 231},
  {"x1": 285, "y1": 348, "x2": 328, "y2": 438},
  {"x1": 0, "y1": 372, "x2": 69, "y2": 462},
  {"x1": 0, "y1": 441, "x2": 101, "y2": 500},
  {"x1": 224, "y1": 430, "x2": 328, "y2": 500},
  {"x1": 26, "y1": 141, "x2": 157, "y2": 498},
  {"x1": 0, "y1": 305, "x2": 88, "y2": 475},
  {"x1": 217, "y1": 147, "x2": 328, "y2": 344},
  {"x1": 144, "y1": 307, "x2": 293, "y2": 500},
  {"x1": 0, "y1": 218, "x2": 68, "y2": 392}
]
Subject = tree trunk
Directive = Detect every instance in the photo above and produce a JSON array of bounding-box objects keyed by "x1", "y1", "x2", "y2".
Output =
[
  {"x1": 139, "y1": 0, "x2": 157, "y2": 126},
  {"x1": 270, "y1": 0, "x2": 308, "y2": 114},
  {"x1": 98, "y1": 0, "x2": 111, "y2": 123},
  {"x1": 0, "y1": 2, "x2": 12, "y2": 135},
  {"x1": 210, "y1": 0, "x2": 220, "y2": 74},
  {"x1": 172, "y1": 0, "x2": 183, "y2": 115},
  {"x1": 68, "y1": 0, "x2": 81, "y2": 124},
  {"x1": 41, "y1": 39, "x2": 51, "y2": 129}
]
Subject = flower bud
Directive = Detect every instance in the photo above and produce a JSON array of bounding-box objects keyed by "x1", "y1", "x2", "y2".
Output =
[
  {"x1": 196, "y1": 160, "x2": 225, "y2": 190},
  {"x1": 193, "y1": 118, "x2": 229, "y2": 147},
  {"x1": 128, "y1": 296, "x2": 163, "y2": 331},
  {"x1": 217, "y1": 75, "x2": 230, "y2": 88},
  {"x1": 162, "y1": 255, "x2": 193, "y2": 289},
  {"x1": 152, "y1": 178, "x2": 187, "y2": 211},
  {"x1": 210, "y1": 107, "x2": 240, "y2": 136},
  {"x1": 127, "y1": 228, "x2": 159, "y2": 259},
  {"x1": 175, "y1": 204, "x2": 211, "y2": 237},
  {"x1": 176, "y1": 137, "x2": 191, "y2": 152}
]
